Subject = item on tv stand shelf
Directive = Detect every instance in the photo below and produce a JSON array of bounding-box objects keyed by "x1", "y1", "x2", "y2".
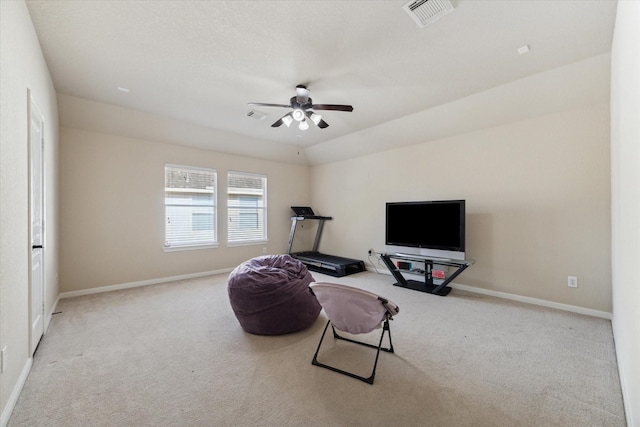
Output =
[
  {"x1": 380, "y1": 252, "x2": 475, "y2": 296},
  {"x1": 396, "y1": 261, "x2": 412, "y2": 270},
  {"x1": 432, "y1": 269, "x2": 446, "y2": 279}
]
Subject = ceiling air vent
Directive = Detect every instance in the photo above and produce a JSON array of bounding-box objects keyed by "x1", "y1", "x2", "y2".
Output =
[
  {"x1": 246, "y1": 109, "x2": 269, "y2": 120},
  {"x1": 403, "y1": 0, "x2": 454, "y2": 28}
]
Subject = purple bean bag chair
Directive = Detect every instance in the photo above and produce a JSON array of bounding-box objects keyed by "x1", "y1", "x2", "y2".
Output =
[{"x1": 227, "y1": 254, "x2": 322, "y2": 335}]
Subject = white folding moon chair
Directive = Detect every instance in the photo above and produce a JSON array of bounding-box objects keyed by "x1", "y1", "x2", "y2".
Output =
[{"x1": 308, "y1": 282, "x2": 399, "y2": 384}]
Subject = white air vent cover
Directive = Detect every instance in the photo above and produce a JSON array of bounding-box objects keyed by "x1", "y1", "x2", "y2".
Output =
[
  {"x1": 403, "y1": 0, "x2": 454, "y2": 28},
  {"x1": 246, "y1": 109, "x2": 269, "y2": 120}
]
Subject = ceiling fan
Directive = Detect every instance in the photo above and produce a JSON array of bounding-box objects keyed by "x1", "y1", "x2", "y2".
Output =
[{"x1": 248, "y1": 85, "x2": 353, "y2": 130}]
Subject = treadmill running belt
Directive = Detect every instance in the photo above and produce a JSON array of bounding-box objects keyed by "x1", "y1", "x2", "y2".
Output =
[{"x1": 291, "y1": 251, "x2": 366, "y2": 277}]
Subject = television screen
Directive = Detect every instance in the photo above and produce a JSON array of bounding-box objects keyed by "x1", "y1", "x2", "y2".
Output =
[{"x1": 385, "y1": 200, "x2": 465, "y2": 252}]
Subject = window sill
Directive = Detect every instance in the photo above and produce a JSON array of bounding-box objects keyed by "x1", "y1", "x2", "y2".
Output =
[{"x1": 163, "y1": 243, "x2": 219, "y2": 252}]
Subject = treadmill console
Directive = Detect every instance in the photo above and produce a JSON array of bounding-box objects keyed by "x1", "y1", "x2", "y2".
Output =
[{"x1": 291, "y1": 206, "x2": 315, "y2": 216}]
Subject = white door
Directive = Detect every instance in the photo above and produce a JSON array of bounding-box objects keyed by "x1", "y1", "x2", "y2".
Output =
[{"x1": 29, "y1": 93, "x2": 45, "y2": 355}]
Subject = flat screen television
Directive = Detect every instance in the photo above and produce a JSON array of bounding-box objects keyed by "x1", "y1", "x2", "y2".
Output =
[{"x1": 385, "y1": 200, "x2": 465, "y2": 260}]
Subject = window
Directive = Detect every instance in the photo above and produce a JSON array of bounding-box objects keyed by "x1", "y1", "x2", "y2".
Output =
[
  {"x1": 164, "y1": 165, "x2": 217, "y2": 250},
  {"x1": 227, "y1": 171, "x2": 267, "y2": 244}
]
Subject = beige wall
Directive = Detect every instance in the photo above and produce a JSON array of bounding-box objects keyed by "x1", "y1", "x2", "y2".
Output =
[
  {"x1": 311, "y1": 103, "x2": 611, "y2": 312},
  {"x1": 610, "y1": 1, "x2": 640, "y2": 425},
  {"x1": 1, "y1": 0, "x2": 631, "y2": 422},
  {"x1": 59, "y1": 127, "x2": 310, "y2": 293},
  {"x1": 0, "y1": 0, "x2": 59, "y2": 422}
]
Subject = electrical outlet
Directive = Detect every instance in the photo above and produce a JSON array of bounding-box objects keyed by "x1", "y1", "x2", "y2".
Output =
[
  {"x1": 262, "y1": 247, "x2": 267, "y2": 254},
  {"x1": 568, "y1": 276, "x2": 578, "y2": 288}
]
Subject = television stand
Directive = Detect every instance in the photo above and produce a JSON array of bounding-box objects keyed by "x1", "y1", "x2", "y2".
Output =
[{"x1": 380, "y1": 253, "x2": 474, "y2": 296}]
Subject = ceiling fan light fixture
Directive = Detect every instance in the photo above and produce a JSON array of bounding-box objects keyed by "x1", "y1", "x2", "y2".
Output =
[
  {"x1": 292, "y1": 109, "x2": 305, "y2": 122},
  {"x1": 309, "y1": 112, "x2": 323, "y2": 126},
  {"x1": 281, "y1": 115, "x2": 293, "y2": 127},
  {"x1": 249, "y1": 85, "x2": 352, "y2": 130}
]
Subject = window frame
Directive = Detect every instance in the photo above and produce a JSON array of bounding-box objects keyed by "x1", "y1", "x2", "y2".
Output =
[
  {"x1": 164, "y1": 164, "x2": 218, "y2": 252},
  {"x1": 226, "y1": 171, "x2": 268, "y2": 246}
]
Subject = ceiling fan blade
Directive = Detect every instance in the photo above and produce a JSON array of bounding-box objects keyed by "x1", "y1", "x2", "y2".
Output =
[
  {"x1": 248, "y1": 102, "x2": 291, "y2": 108},
  {"x1": 295, "y1": 85, "x2": 310, "y2": 104},
  {"x1": 305, "y1": 110, "x2": 329, "y2": 129},
  {"x1": 271, "y1": 112, "x2": 293, "y2": 128},
  {"x1": 311, "y1": 104, "x2": 354, "y2": 112}
]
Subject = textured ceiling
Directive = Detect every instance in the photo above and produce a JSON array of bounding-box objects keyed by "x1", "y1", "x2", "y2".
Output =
[{"x1": 26, "y1": 0, "x2": 617, "y2": 160}]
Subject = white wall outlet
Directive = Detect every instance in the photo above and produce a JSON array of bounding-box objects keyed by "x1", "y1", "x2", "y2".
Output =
[
  {"x1": 568, "y1": 276, "x2": 578, "y2": 288},
  {"x1": 1, "y1": 346, "x2": 7, "y2": 373},
  {"x1": 262, "y1": 247, "x2": 267, "y2": 254}
]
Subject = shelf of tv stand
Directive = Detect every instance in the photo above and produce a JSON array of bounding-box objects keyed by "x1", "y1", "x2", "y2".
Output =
[{"x1": 380, "y1": 253, "x2": 475, "y2": 297}]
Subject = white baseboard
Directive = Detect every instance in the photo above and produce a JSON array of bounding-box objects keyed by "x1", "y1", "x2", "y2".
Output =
[
  {"x1": 2, "y1": 299, "x2": 61, "y2": 426},
  {"x1": 451, "y1": 283, "x2": 612, "y2": 319},
  {"x1": 59, "y1": 269, "x2": 233, "y2": 299},
  {"x1": 366, "y1": 266, "x2": 612, "y2": 319},
  {"x1": 0, "y1": 358, "x2": 32, "y2": 427},
  {"x1": 611, "y1": 317, "x2": 633, "y2": 427}
]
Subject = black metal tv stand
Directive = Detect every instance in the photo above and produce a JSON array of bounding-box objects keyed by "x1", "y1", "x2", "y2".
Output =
[
  {"x1": 287, "y1": 215, "x2": 365, "y2": 277},
  {"x1": 380, "y1": 253, "x2": 474, "y2": 296}
]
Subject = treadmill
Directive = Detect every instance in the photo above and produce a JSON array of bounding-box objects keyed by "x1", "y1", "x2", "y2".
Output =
[{"x1": 287, "y1": 207, "x2": 365, "y2": 277}]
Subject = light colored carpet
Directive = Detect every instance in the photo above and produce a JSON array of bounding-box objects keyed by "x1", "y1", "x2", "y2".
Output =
[{"x1": 8, "y1": 270, "x2": 626, "y2": 426}]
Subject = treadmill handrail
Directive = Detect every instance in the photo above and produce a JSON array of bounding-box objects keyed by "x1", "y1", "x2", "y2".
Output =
[
  {"x1": 287, "y1": 215, "x2": 333, "y2": 254},
  {"x1": 291, "y1": 215, "x2": 333, "y2": 220}
]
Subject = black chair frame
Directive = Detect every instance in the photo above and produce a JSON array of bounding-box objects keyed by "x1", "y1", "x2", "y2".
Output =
[{"x1": 311, "y1": 303, "x2": 395, "y2": 385}]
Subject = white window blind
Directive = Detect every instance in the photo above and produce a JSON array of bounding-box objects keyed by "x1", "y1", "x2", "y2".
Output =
[
  {"x1": 164, "y1": 165, "x2": 217, "y2": 249},
  {"x1": 227, "y1": 171, "x2": 267, "y2": 243}
]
